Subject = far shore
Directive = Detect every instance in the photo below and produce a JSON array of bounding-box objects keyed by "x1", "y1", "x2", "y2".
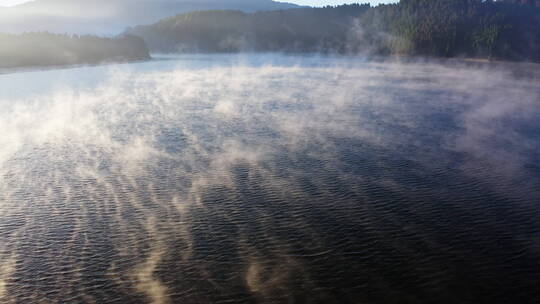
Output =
[
  {"x1": 1, "y1": 53, "x2": 539, "y2": 78},
  {"x1": 0, "y1": 57, "x2": 153, "y2": 76}
]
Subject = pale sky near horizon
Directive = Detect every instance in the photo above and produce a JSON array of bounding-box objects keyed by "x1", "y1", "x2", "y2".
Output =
[
  {"x1": 0, "y1": 0, "x2": 398, "y2": 8},
  {"x1": 0, "y1": 0, "x2": 28, "y2": 6}
]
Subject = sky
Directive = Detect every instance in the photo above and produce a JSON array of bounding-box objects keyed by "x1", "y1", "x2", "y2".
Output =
[
  {"x1": 0, "y1": 0, "x2": 398, "y2": 8},
  {"x1": 0, "y1": 0, "x2": 28, "y2": 6}
]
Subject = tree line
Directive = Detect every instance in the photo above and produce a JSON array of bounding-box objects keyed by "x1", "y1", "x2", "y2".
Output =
[
  {"x1": 128, "y1": 0, "x2": 540, "y2": 61},
  {"x1": 0, "y1": 33, "x2": 150, "y2": 69}
]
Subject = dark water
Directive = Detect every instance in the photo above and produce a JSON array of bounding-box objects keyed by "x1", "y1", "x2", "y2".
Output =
[{"x1": 0, "y1": 54, "x2": 539, "y2": 304}]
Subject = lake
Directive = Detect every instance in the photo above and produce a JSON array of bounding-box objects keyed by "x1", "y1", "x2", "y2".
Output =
[{"x1": 0, "y1": 54, "x2": 539, "y2": 303}]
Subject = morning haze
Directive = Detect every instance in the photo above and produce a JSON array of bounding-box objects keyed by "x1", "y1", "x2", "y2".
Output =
[{"x1": 0, "y1": 1, "x2": 539, "y2": 304}]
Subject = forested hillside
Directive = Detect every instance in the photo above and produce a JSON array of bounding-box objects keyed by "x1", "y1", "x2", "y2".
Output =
[
  {"x1": 359, "y1": 0, "x2": 540, "y2": 60},
  {"x1": 128, "y1": 5, "x2": 370, "y2": 53},
  {"x1": 0, "y1": 33, "x2": 150, "y2": 69},
  {"x1": 129, "y1": 0, "x2": 540, "y2": 61}
]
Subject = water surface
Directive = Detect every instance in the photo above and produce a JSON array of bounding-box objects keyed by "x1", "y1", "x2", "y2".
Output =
[{"x1": 0, "y1": 54, "x2": 539, "y2": 303}]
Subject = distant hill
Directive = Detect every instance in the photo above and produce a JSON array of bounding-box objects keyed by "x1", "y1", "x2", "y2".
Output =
[
  {"x1": 0, "y1": 0, "x2": 300, "y2": 35},
  {"x1": 128, "y1": 1, "x2": 540, "y2": 62},
  {"x1": 127, "y1": 5, "x2": 371, "y2": 53}
]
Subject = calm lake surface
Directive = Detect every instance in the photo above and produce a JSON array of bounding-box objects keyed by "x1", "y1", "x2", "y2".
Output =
[{"x1": 0, "y1": 54, "x2": 539, "y2": 304}]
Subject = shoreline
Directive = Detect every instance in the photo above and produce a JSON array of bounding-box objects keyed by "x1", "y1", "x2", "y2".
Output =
[
  {"x1": 0, "y1": 57, "x2": 152, "y2": 76},
  {"x1": 1, "y1": 53, "x2": 539, "y2": 77}
]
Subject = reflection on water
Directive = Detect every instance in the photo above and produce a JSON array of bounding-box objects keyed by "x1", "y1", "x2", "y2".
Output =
[{"x1": 0, "y1": 54, "x2": 539, "y2": 303}]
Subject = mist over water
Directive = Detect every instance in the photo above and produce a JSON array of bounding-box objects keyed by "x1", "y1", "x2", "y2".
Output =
[{"x1": 0, "y1": 54, "x2": 539, "y2": 303}]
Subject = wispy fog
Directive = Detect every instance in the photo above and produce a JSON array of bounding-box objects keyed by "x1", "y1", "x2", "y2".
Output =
[{"x1": 0, "y1": 55, "x2": 539, "y2": 303}]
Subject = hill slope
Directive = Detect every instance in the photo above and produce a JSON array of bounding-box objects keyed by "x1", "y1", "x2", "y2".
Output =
[
  {"x1": 128, "y1": 5, "x2": 370, "y2": 53},
  {"x1": 128, "y1": 1, "x2": 540, "y2": 62}
]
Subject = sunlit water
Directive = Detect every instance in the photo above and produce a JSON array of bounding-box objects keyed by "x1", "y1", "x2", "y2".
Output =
[{"x1": 0, "y1": 54, "x2": 539, "y2": 303}]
